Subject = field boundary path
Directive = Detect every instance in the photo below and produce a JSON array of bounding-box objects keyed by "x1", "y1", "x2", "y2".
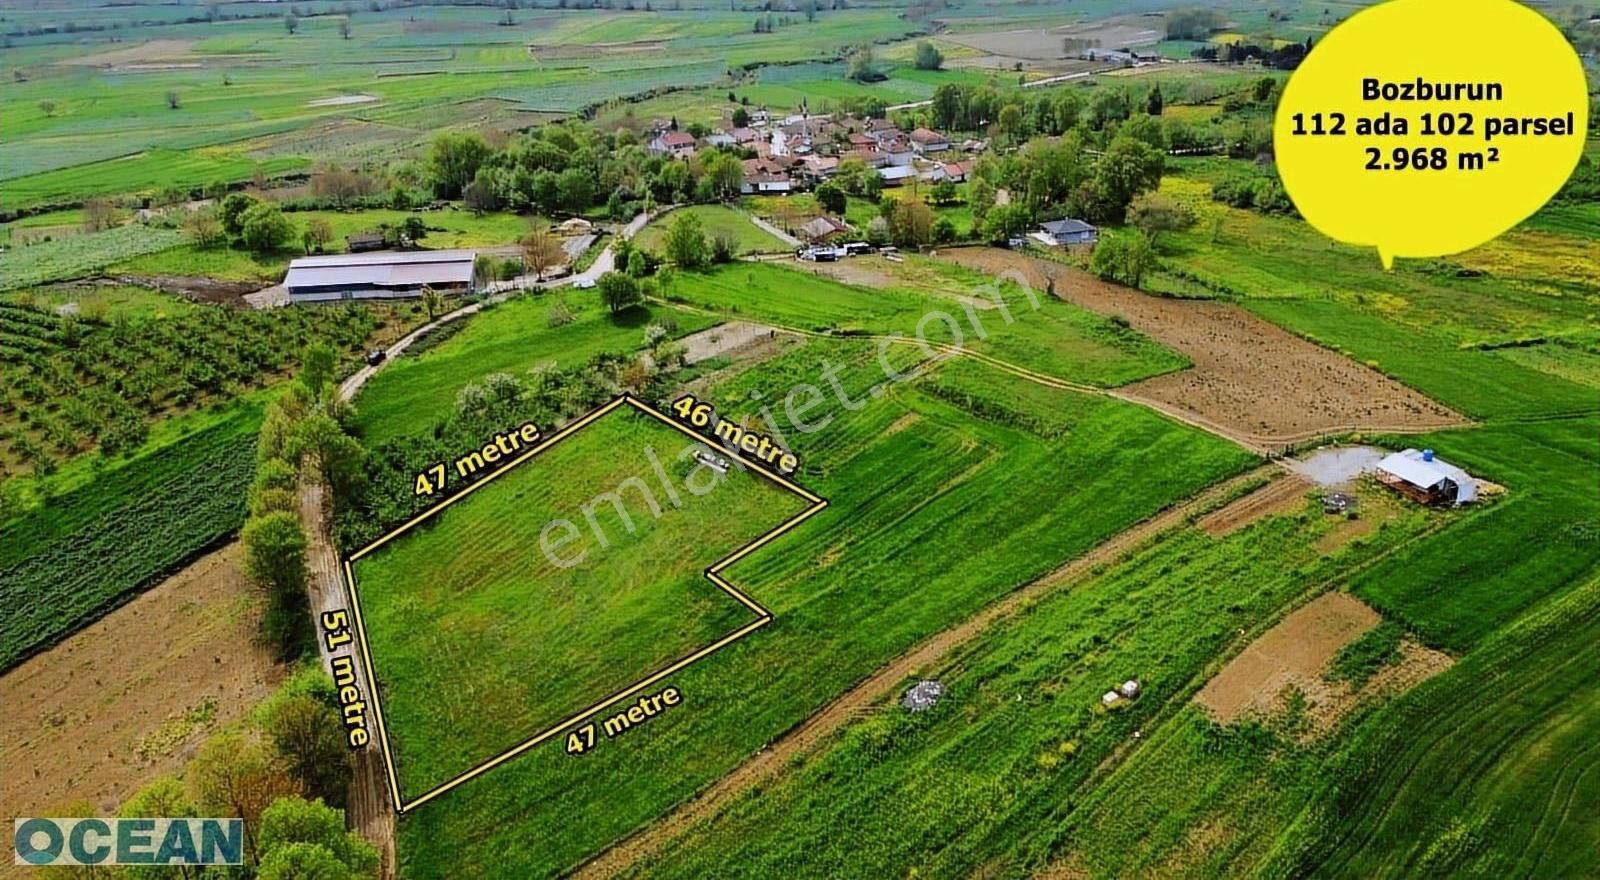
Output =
[
  {"x1": 569, "y1": 466, "x2": 1273, "y2": 879},
  {"x1": 299, "y1": 478, "x2": 398, "y2": 878}
]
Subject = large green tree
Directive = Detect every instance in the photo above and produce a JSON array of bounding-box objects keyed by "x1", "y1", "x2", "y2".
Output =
[
  {"x1": 256, "y1": 797, "x2": 379, "y2": 880},
  {"x1": 426, "y1": 131, "x2": 493, "y2": 199},
  {"x1": 239, "y1": 202, "x2": 296, "y2": 254},
  {"x1": 596, "y1": 271, "x2": 643, "y2": 314},
  {"x1": 663, "y1": 211, "x2": 710, "y2": 269}
]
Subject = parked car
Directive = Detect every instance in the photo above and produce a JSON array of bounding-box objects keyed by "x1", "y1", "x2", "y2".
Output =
[
  {"x1": 365, "y1": 349, "x2": 387, "y2": 366},
  {"x1": 574, "y1": 277, "x2": 596, "y2": 289}
]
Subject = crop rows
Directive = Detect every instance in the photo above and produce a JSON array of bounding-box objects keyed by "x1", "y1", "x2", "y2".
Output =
[
  {"x1": 0, "y1": 411, "x2": 258, "y2": 671},
  {"x1": 1, "y1": 299, "x2": 382, "y2": 463},
  {"x1": 0, "y1": 226, "x2": 187, "y2": 291}
]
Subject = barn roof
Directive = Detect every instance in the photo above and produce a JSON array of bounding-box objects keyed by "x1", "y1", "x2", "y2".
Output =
[
  {"x1": 285, "y1": 249, "x2": 476, "y2": 290},
  {"x1": 1041, "y1": 218, "x2": 1097, "y2": 236},
  {"x1": 1376, "y1": 449, "x2": 1477, "y2": 503}
]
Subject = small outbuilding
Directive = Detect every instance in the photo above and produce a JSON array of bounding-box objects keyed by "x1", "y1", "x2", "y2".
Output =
[
  {"x1": 1033, "y1": 218, "x2": 1099, "y2": 247},
  {"x1": 799, "y1": 215, "x2": 850, "y2": 243},
  {"x1": 1375, "y1": 448, "x2": 1478, "y2": 506},
  {"x1": 285, "y1": 250, "x2": 477, "y2": 303}
]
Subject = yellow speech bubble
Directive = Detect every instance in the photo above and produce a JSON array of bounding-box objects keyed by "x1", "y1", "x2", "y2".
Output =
[{"x1": 1274, "y1": 0, "x2": 1589, "y2": 268}]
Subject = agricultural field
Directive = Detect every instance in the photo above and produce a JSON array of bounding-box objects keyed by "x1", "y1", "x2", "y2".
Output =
[
  {"x1": 350, "y1": 292, "x2": 720, "y2": 445},
  {"x1": 630, "y1": 477, "x2": 1440, "y2": 879},
  {"x1": 0, "y1": 294, "x2": 400, "y2": 471},
  {"x1": 351, "y1": 402, "x2": 810, "y2": 801},
  {"x1": 0, "y1": 401, "x2": 261, "y2": 672},
  {"x1": 5, "y1": 1, "x2": 1600, "y2": 878},
  {"x1": 659, "y1": 260, "x2": 1189, "y2": 387},
  {"x1": 0, "y1": 225, "x2": 187, "y2": 290},
  {"x1": 380, "y1": 339, "x2": 1252, "y2": 877},
  {"x1": 632, "y1": 205, "x2": 788, "y2": 256}
]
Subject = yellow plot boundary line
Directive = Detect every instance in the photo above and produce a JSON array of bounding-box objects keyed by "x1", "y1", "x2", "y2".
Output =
[{"x1": 340, "y1": 394, "x2": 827, "y2": 814}]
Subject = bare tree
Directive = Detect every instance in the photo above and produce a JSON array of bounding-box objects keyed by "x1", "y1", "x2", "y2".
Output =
[
  {"x1": 521, "y1": 227, "x2": 564, "y2": 282},
  {"x1": 82, "y1": 198, "x2": 119, "y2": 232},
  {"x1": 164, "y1": 90, "x2": 181, "y2": 110}
]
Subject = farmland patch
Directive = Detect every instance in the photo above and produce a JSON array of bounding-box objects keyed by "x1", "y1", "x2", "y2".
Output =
[
  {"x1": 345, "y1": 397, "x2": 823, "y2": 809},
  {"x1": 937, "y1": 248, "x2": 1466, "y2": 444},
  {"x1": 0, "y1": 544, "x2": 283, "y2": 824}
]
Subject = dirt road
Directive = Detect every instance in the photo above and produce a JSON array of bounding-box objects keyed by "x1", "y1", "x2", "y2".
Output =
[
  {"x1": 299, "y1": 479, "x2": 398, "y2": 877},
  {"x1": 570, "y1": 467, "x2": 1271, "y2": 879}
]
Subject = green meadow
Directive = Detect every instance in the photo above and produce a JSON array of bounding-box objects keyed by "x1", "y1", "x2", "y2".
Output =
[
  {"x1": 391, "y1": 341, "x2": 1252, "y2": 877},
  {"x1": 633, "y1": 205, "x2": 789, "y2": 256},
  {"x1": 661, "y1": 260, "x2": 1189, "y2": 387},
  {"x1": 350, "y1": 294, "x2": 719, "y2": 446},
  {"x1": 351, "y1": 404, "x2": 807, "y2": 799}
]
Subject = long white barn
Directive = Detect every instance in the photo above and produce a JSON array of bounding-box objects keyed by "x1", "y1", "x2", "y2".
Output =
[{"x1": 284, "y1": 250, "x2": 477, "y2": 303}]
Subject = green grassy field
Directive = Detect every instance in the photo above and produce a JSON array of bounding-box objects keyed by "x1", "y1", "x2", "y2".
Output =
[
  {"x1": 662, "y1": 261, "x2": 1189, "y2": 387},
  {"x1": 632, "y1": 478, "x2": 1436, "y2": 879},
  {"x1": 351, "y1": 293, "x2": 718, "y2": 445},
  {"x1": 352, "y1": 403, "x2": 808, "y2": 799},
  {"x1": 388, "y1": 333, "x2": 1251, "y2": 876},
  {"x1": 1, "y1": 225, "x2": 188, "y2": 290},
  {"x1": 106, "y1": 207, "x2": 533, "y2": 282},
  {"x1": 634, "y1": 205, "x2": 788, "y2": 256},
  {"x1": 0, "y1": 283, "x2": 199, "y2": 323}
]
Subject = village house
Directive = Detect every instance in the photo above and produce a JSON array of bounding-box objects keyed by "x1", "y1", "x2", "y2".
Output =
[
  {"x1": 648, "y1": 130, "x2": 697, "y2": 160},
  {"x1": 910, "y1": 127, "x2": 951, "y2": 155},
  {"x1": 703, "y1": 130, "x2": 736, "y2": 148},
  {"x1": 882, "y1": 137, "x2": 917, "y2": 166},
  {"x1": 741, "y1": 157, "x2": 793, "y2": 194},
  {"x1": 841, "y1": 149, "x2": 891, "y2": 169},
  {"x1": 799, "y1": 154, "x2": 840, "y2": 181},
  {"x1": 865, "y1": 120, "x2": 902, "y2": 144},
  {"x1": 878, "y1": 164, "x2": 917, "y2": 186},
  {"x1": 927, "y1": 160, "x2": 970, "y2": 183},
  {"x1": 799, "y1": 215, "x2": 850, "y2": 244},
  {"x1": 1033, "y1": 217, "x2": 1099, "y2": 247}
]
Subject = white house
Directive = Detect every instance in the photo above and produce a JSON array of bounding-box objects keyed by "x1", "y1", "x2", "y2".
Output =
[
  {"x1": 878, "y1": 165, "x2": 916, "y2": 186},
  {"x1": 1032, "y1": 218, "x2": 1099, "y2": 247},
  {"x1": 648, "y1": 131, "x2": 697, "y2": 160}
]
